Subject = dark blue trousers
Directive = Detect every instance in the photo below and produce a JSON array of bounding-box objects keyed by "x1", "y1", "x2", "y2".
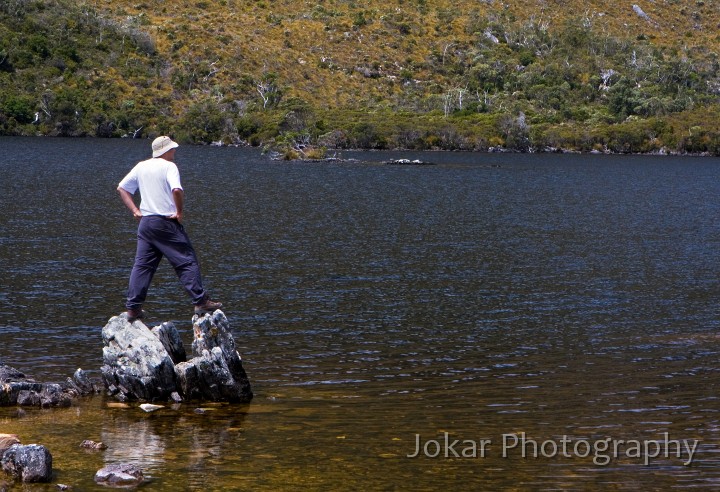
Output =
[{"x1": 126, "y1": 216, "x2": 207, "y2": 310}]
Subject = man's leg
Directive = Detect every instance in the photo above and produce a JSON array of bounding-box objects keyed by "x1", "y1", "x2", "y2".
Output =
[
  {"x1": 152, "y1": 218, "x2": 207, "y2": 305},
  {"x1": 126, "y1": 219, "x2": 163, "y2": 310}
]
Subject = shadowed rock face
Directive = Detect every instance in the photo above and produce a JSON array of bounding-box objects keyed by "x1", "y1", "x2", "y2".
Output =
[
  {"x1": 101, "y1": 310, "x2": 252, "y2": 403},
  {"x1": 152, "y1": 322, "x2": 187, "y2": 364}
]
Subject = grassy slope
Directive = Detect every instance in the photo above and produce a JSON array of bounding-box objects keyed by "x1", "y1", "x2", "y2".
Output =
[
  {"x1": 1, "y1": 0, "x2": 719, "y2": 151},
  {"x1": 104, "y1": 0, "x2": 719, "y2": 104}
]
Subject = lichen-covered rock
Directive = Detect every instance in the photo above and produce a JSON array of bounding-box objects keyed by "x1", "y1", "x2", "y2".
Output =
[
  {"x1": 6, "y1": 383, "x2": 72, "y2": 407},
  {"x1": 1, "y1": 444, "x2": 53, "y2": 483},
  {"x1": 101, "y1": 316, "x2": 178, "y2": 402},
  {"x1": 0, "y1": 366, "x2": 27, "y2": 383}
]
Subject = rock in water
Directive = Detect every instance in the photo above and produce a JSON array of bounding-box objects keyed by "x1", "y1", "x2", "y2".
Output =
[
  {"x1": 175, "y1": 347, "x2": 251, "y2": 403},
  {"x1": 94, "y1": 463, "x2": 143, "y2": 487},
  {"x1": 79, "y1": 440, "x2": 107, "y2": 450},
  {"x1": 100, "y1": 310, "x2": 252, "y2": 403},
  {"x1": 0, "y1": 366, "x2": 43, "y2": 406},
  {"x1": 0, "y1": 364, "x2": 88, "y2": 408},
  {"x1": 69, "y1": 368, "x2": 99, "y2": 396},
  {"x1": 100, "y1": 316, "x2": 177, "y2": 402},
  {"x1": 0, "y1": 365, "x2": 28, "y2": 382},
  {"x1": 139, "y1": 403, "x2": 164, "y2": 412},
  {"x1": 174, "y1": 311, "x2": 252, "y2": 403},
  {"x1": 1, "y1": 444, "x2": 53, "y2": 483},
  {"x1": 192, "y1": 311, "x2": 252, "y2": 394},
  {"x1": 16, "y1": 384, "x2": 72, "y2": 408}
]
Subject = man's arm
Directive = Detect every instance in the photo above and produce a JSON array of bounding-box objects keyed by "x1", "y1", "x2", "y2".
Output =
[
  {"x1": 117, "y1": 187, "x2": 143, "y2": 220},
  {"x1": 170, "y1": 188, "x2": 184, "y2": 223}
]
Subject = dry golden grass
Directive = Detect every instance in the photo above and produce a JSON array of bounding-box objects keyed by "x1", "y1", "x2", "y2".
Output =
[{"x1": 92, "y1": 0, "x2": 720, "y2": 110}]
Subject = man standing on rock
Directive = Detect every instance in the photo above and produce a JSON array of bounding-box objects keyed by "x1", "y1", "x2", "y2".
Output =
[{"x1": 117, "y1": 136, "x2": 222, "y2": 321}]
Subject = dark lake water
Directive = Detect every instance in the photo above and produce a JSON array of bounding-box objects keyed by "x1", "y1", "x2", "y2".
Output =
[{"x1": 1, "y1": 136, "x2": 720, "y2": 490}]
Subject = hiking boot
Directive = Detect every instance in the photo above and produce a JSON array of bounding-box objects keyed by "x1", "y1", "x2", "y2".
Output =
[
  {"x1": 122, "y1": 308, "x2": 145, "y2": 322},
  {"x1": 194, "y1": 298, "x2": 223, "y2": 314}
]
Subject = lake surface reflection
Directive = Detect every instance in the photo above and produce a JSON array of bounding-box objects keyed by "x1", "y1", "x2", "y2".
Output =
[{"x1": 1, "y1": 137, "x2": 720, "y2": 490}]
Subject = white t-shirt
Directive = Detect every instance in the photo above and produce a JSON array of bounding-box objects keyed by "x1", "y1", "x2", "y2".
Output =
[{"x1": 118, "y1": 158, "x2": 183, "y2": 216}]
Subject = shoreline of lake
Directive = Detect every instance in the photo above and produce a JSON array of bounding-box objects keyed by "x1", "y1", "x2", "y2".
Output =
[{"x1": 3, "y1": 134, "x2": 719, "y2": 158}]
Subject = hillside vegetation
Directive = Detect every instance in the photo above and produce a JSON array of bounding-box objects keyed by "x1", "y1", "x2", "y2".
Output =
[{"x1": 1, "y1": 0, "x2": 720, "y2": 155}]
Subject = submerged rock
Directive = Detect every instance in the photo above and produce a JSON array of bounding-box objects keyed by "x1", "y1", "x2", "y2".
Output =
[
  {"x1": 94, "y1": 463, "x2": 144, "y2": 487},
  {"x1": 80, "y1": 440, "x2": 108, "y2": 451},
  {"x1": 1, "y1": 444, "x2": 53, "y2": 483},
  {"x1": 106, "y1": 402, "x2": 131, "y2": 409},
  {"x1": 101, "y1": 310, "x2": 252, "y2": 403}
]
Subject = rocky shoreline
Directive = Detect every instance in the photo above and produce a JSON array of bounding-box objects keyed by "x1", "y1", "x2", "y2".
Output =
[
  {"x1": 208, "y1": 138, "x2": 720, "y2": 158},
  {"x1": 0, "y1": 366, "x2": 100, "y2": 408},
  {"x1": 0, "y1": 309, "x2": 252, "y2": 485}
]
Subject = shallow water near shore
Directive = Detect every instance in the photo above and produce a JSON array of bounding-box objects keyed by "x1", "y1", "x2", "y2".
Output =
[{"x1": 2, "y1": 137, "x2": 720, "y2": 490}]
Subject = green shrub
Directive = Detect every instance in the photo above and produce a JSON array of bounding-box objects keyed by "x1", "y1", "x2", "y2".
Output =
[
  {"x1": 2, "y1": 95, "x2": 35, "y2": 124},
  {"x1": 176, "y1": 100, "x2": 225, "y2": 143}
]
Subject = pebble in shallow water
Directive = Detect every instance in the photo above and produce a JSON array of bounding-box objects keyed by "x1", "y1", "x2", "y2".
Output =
[{"x1": 139, "y1": 403, "x2": 164, "y2": 412}]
